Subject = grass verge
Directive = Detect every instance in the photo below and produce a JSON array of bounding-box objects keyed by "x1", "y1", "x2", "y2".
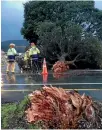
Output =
[{"x1": 1, "y1": 97, "x2": 41, "y2": 129}]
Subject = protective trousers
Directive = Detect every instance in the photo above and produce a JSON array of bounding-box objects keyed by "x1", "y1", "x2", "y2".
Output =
[{"x1": 6, "y1": 62, "x2": 15, "y2": 72}]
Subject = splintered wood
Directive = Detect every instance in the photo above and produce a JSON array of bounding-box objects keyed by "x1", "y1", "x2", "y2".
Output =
[
  {"x1": 52, "y1": 61, "x2": 69, "y2": 79},
  {"x1": 25, "y1": 86, "x2": 95, "y2": 129}
]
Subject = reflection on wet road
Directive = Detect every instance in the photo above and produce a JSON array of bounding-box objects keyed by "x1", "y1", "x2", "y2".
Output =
[
  {"x1": 1, "y1": 70, "x2": 102, "y2": 103},
  {"x1": 1, "y1": 70, "x2": 102, "y2": 88}
]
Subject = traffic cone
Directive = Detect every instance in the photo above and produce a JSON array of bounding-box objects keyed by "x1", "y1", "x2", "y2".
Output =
[
  {"x1": 42, "y1": 58, "x2": 48, "y2": 75},
  {"x1": 43, "y1": 74, "x2": 48, "y2": 84}
]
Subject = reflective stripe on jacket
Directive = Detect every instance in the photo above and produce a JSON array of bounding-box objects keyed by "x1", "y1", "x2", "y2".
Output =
[
  {"x1": 31, "y1": 54, "x2": 38, "y2": 61},
  {"x1": 29, "y1": 46, "x2": 40, "y2": 56},
  {"x1": 7, "y1": 48, "x2": 17, "y2": 56}
]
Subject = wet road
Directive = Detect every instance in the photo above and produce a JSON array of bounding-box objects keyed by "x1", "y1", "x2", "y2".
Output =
[
  {"x1": 2, "y1": 70, "x2": 102, "y2": 88},
  {"x1": 1, "y1": 63, "x2": 102, "y2": 103}
]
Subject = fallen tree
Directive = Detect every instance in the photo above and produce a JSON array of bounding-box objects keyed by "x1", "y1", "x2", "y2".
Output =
[
  {"x1": 1, "y1": 86, "x2": 102, "y2": 129},
  {"x1": 25, "y1": 86, "x2": 97, "y2": 129},
  {"x1": 52, "y1": 54, "x2": 84, "y2": 78}
]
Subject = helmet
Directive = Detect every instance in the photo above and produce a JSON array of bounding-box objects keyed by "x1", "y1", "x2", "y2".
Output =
[{"x1": 9, "y1": 43, "x2": 15, "y2": 47}]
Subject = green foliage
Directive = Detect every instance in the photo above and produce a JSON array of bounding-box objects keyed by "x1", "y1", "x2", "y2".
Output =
[
  {"x1": 78, "y1": 35, "x2": 102, "y2": 66},
  {"x1": 1, "y1": 104, "x2": 17, "y2": 128},
  {"x1": 21, "y1": 1, "x2": 102, "y2": 40},
  {"x1": 21, "y1": 1, "x2": 102, "y2": 68},
  {"x1": 36, "y1": 21, "x2": 102, "y2": 67},
  {"x1": 1, "y1": 97, "x2": 40, "y2": 129}
]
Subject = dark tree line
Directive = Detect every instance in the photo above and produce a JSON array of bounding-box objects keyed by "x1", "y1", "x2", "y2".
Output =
[{"x1": 21, "y1": 1, "x2": 102, "y2": 69}]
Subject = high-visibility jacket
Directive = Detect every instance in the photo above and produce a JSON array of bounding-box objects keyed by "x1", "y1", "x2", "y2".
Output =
[
  {"x1": 29, "y1": 46, "x2": 40, "y2": 56},
  {"x1": 24, "y1": 52, "x2": 29, "y2": 61},
  {"x1": 7, "y1": 48, "x2": 17, "y2": 56}
]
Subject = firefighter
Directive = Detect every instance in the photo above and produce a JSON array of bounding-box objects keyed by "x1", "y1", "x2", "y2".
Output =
[
  {"x1": 29, "y1": 41, "x2": 40, "y2": 72},
  {"x1": 6, "y1": 43, "x2": 17, "y2": 73}
]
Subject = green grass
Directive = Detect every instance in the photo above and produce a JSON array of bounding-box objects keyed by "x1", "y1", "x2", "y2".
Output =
[{"x1": 1, "y1": 97, "x2": 40, "y2": 129}]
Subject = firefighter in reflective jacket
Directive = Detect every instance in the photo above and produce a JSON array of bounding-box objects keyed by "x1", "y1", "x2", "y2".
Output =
[
  {"x1": 29, "y1": 42, "x2": 40, "y2": 71},
  {"x1": 6, "y1": 43, "x2": 17, "y2": 73}
]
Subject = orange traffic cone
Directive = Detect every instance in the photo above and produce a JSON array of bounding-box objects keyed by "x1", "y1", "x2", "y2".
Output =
[
  {"x1": 42, "y1": 58, "x2": 48, "y2": 75},
  {"x1": 43, "y1": 74, "x2": 48, "y2": 84}
]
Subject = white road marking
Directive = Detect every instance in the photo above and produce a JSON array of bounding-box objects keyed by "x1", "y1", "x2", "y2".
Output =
[
  {"x1": 1, "y1": 83, "x2": 102, "y2": 85},
  {"x1": 1, "y1": 88, "x2": 101, "y2": 92}
]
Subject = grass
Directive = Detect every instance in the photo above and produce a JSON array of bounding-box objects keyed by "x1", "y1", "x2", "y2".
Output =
[
  {"x1": 2, "y1": 96, "x2": 102, "y2": 129},
  {"x1": 1, "y1": 97, "x2": 41, "y2": 129}
]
